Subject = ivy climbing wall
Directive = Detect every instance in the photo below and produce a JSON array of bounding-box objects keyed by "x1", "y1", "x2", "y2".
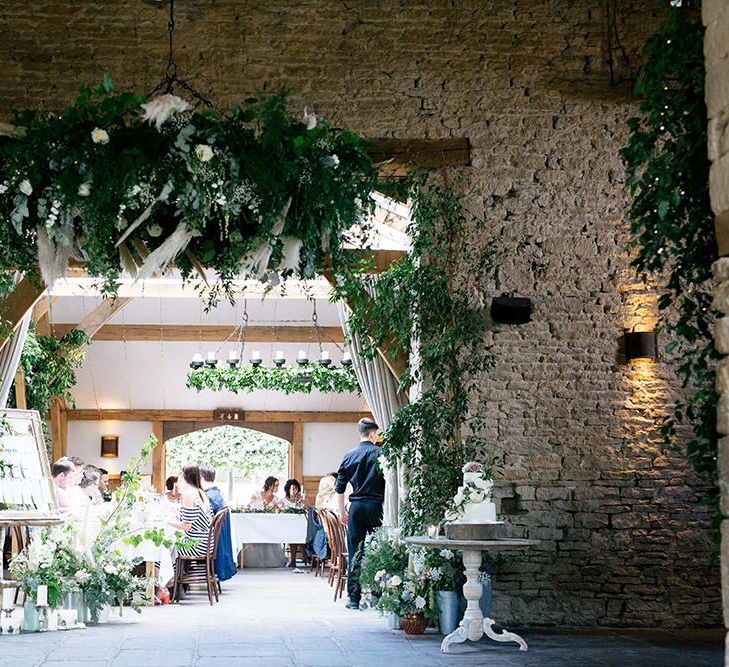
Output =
[{"x1": 0, "y1": 0, "x2": 721, "y2": 626}]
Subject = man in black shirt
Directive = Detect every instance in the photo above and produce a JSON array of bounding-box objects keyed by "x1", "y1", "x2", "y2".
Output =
[{"x1": 336, "y1": 417, "x2": 385, "y2": 610}]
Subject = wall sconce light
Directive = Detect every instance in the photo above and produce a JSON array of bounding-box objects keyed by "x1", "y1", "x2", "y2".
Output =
[
  {"x1": 624, "y1": 329, "x2": 657, "y2": 361},
  {"x1": 100, "y1": 435, "x2": 119, "y2": 458}
]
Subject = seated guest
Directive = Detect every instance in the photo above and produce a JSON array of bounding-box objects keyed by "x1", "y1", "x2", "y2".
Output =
[
  {"x1": 79, "y1": 466, "x2": 101, "y2": 505},
  {"x1": 65, "y1": 456, "x2": 88, "y2": 508},
  {"x1": 316, "y1": 472, "x2": 350, "y2": 511},
  {"x1": 97, "y1": 468, "x2": 111, "y2": 501},
  {"x1": 164, "y1": 475, "x2": 180, "y2": 503},
  {"x1": 248, "y1": 477, "x2": 284, "y2": 510},
  {"x1": 200, "y1": 463, "x2": 236, "y2": 582},
  {"x1": 170, "y1": 465, "x2": 214, "y2": 558},
  {"x1": 282, "y1": 478, "x2": 305, "y2": 509},
  {"x1": 51, "y1": 458, "x2": 76, "y2": 512},
  {"x1": 282, "y1": 479, "x2": 308, "y2": 568}
]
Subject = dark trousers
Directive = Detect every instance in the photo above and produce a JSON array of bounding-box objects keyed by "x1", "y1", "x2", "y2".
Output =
[{"x1": 347, "y1": 499, "x2": 383, "y2": 603}]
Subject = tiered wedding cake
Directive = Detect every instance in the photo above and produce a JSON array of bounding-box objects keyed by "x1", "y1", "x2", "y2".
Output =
[{"x1": 444, "y1": 462, "x2": 505, "y2": 538}]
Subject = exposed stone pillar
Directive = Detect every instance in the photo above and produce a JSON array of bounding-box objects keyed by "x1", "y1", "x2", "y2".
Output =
[{"x1": 704, "y1": 1, "x2": 729, "y2": 663}]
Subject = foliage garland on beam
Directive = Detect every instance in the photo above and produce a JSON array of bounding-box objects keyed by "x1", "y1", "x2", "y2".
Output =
[
  {"x1": 186, "y1": 364, "x2": 359, "y2": 396},
  {"x1": 620, "y1": 1, "x2": 718, "y2": 525},
  {"x1": 0, "y1": 76, "x2": 380, "y2": 307}
]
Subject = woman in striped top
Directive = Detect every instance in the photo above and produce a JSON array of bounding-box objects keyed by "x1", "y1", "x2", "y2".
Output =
[{"x1": 173, "y1": 465, "x2": 213, "y2": 557}]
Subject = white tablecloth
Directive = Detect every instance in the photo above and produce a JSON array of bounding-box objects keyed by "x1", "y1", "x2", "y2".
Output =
[
  {"x1": 229, "y1": 513, "x2": 307, "y2": 555},
  {"x1": 117, "y1": 534, "x2": 175, "y2": 587}
]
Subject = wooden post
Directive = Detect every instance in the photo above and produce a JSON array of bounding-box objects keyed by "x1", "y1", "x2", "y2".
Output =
[
  {"x1": 50, "y1": 397, "x2": 67, "y2": 461},
  {"x1": 13, "y1": 368, "x2": 26, "y2": 409},
  {"x1": 290, "y1": 422, "x2": 304, "y2": 483},
  {"x1": 151, "y1": 421, "x2": 165, "y2": 492}
]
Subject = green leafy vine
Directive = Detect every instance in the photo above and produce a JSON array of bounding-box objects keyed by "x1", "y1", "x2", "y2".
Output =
[
  {"x1": 620, "y1": 1, "x2": 718, "y2": 521},
  {"x1": 335, "y1": 180, "x2": 501, "y2": 533}
]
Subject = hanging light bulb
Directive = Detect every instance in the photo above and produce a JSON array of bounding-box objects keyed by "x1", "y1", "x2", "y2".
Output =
[
  {"x1": 273, "y1": 351, "x2": 286, "y2": 367},
  {"x1": 319, "y1": 350, "x2": 332, "y2": 367},
  {"x1": 341, "y1": 351, "x2": 353, "y2": 367},
  {"x1": 297, "y1": 350, "x2": 309, "y2": 365},
  {"x1": 190, "y1": 353, "x2": 204, "y2": 369},
  {"x1": 250, "y1": 350, "x2": 263, "y2": 367},
  {"x1": 205, "y1": 351, "x2": 218, "y2": 368}
]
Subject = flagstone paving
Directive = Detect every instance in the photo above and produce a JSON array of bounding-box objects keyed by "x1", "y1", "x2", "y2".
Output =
[{"x1": 0, "y1": 569, "x2": 722, "y2": 666}]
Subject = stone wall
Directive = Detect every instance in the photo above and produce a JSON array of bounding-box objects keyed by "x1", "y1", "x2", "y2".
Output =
[
  {"x1": 0, "y1": 0, "x2": 720, "y2": 627},
  {"x1": 703, "y1": 0, "x2": 729, "y2": 655}
]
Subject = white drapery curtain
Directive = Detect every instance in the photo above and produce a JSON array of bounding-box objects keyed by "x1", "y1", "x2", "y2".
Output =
[
  {"x1": 337, "y1": 298, "x2": 408, "y2": 527},
  {"x1": 0, "y1": 311, "x2": 31, "y2": 408}
]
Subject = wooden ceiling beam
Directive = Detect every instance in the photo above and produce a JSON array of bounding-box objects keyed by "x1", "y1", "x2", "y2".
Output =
[
  {"x1": 0, "y1": 276, "x2": 46, "y2": 350},
  {"x1": 66, "y1": 409, "x2": 369, "y2": 423},
  {"x1": 76, "y1": 297, "x2": 133, "y2": 339},
  {"x1": 367, "y1": 137, "x2": 471, "y2": 178},
  {"x1": 51, "y1": 323, "x2": 345, "y2": 343}
]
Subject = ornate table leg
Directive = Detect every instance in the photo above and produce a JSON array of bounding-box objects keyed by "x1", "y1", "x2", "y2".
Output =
[
  {"x1": 441, "y1": 549, "x2": 484, "y2": 653},
  {"x1": 483, "y1": 618, "x2": 529, "y2": 651}
]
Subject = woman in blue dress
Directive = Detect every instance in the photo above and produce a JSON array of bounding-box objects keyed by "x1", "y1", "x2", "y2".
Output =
[{"x1": 199, "y1": 463, "x2": 237, "y2": 581}]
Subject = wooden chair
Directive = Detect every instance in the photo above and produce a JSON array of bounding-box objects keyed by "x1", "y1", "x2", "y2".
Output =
[
  {"x1": 171, "y1": 507, "x2": 228, "y2": 606},
  {"x1": 321, "y1": 509, "x2": 348, "y2": 600},
  {"x1": 318, "y1": 510, "x2": 339, "y2": 588}
]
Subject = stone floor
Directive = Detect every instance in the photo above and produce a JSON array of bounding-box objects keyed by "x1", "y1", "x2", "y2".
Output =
[{"x1": 0, "y1": 569, "x2": 723, "y2": 667}]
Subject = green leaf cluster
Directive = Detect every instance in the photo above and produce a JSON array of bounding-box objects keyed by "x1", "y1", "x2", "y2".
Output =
[
  {"x1": 0, "y1": 78, "x2": 380, "y2": 307},
  {"x1": 620, "y1": 1, "x2": 718, "y2": 528},
  {"x1": 9, "y1": 324, "x2": 90, "y2": 416},
  {"x1": 186, "y1": 363, "x2": 359, "y2": 395},
  {"x1": 165, "y1": 425, "x2": 288, "y2": 481}
]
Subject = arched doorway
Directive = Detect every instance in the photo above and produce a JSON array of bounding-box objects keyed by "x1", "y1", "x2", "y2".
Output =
[{"x1": 164, "y1": 424, "x2": 291, "y2": 506}]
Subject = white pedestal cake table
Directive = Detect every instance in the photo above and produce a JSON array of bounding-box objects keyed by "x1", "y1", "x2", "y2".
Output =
[{"x1": 406, "y1": 536, "x2": 539, "y2": 654}]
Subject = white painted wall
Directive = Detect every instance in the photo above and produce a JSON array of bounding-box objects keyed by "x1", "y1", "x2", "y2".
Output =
[
  {"x1": 67, "y1": 420, "x2": 359, "y2": 478},
  {"x1": 303, "y1": 422, "x2": 359, "y2": 476},
  {"x1": 66, "y1": 421, "x2": 154, "y2": 474}
]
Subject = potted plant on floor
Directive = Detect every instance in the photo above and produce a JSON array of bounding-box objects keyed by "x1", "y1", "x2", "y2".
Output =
[
  {"x1": 414, "y1": 547, "x2": 461, "y2": 635},
  {"x1": 359, "y1": 527, "x2": 409, "y2": 629}
]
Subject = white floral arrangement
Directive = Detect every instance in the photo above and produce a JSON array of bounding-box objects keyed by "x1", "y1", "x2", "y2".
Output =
[{"x1": 444, "y1": 461, "x2": 494, "y2": 523}]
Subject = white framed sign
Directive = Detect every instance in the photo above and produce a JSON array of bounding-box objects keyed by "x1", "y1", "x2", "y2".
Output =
[{"x1": 0, "y1": 409, "x2": 60, "y2": 524}]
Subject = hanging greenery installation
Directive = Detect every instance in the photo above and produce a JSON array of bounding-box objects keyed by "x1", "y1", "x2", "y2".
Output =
[
  {"x1": 186, "y1": 363, "x2": 359, "y2": 396},
  {"x1": 0, "y1": 76, "x2": 380, "y2": 307}
]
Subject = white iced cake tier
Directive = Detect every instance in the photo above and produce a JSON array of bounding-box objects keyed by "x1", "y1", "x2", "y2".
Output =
[{"x1": 460, "y1": 501, "x2": 497, "y2": 523}]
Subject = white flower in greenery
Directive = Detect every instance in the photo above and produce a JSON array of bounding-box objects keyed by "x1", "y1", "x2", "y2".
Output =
[
  {"x1": 0, "y1": 182, "x2": 8, "y2": 194},
  {"x1": 141, "y1": 94, "x2": 190, "y2": 130},
  {"x1": 75, "y1": 569, "x2": 90, "y2": 581},
  {"x1": 195, "y1": 144, "x2": 214, "y2": 162},
  {"x1": 323, "y1": 154, "x2": 340, "y2": 169},
  {"x1": 670, "y1": 0, "x2": 682, "y2": 6},
  {"x1": 78, "y1": 182, "x2": 92, "y2": 197},
  {"x1": 374, "y1": 569, "x2": 386, "y2": 581},
  {"x1": 104, "y1": 564, "x2": 118, "y2": 575},
  {"x1": 147, "y1": 224, "x2": 163, "y2": 238},
  {"x1": 388, "y1": 575, "x2": 402, "y2": 588},
  {"x1": 440, "y1": 549, "x2": 453, "y2": 560},
  {"x1": 303, "y1": 107, "x2": 317, "y2": 130},
  {"x1": 91, "y1": 127, "x2": 109, "y2": 144},
  {"x1": 415, "y1": 596, "x2": 426, "y2": 610},
  {"x1": 18, "y1": 180, "x2": 32, "y2": 196}
]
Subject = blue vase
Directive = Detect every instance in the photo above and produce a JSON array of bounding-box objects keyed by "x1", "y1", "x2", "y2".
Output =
[
  {"x1": 436, "y1": 590, "x2": 459, "y2": 634},
  {"x1": 22, "y1": 600, "x2": 39, "y2": 632}
]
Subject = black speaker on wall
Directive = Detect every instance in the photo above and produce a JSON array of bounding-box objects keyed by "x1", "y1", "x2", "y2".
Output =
[{"x1": 491, "y1": 296, "x2": 532, "y2": 325}]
